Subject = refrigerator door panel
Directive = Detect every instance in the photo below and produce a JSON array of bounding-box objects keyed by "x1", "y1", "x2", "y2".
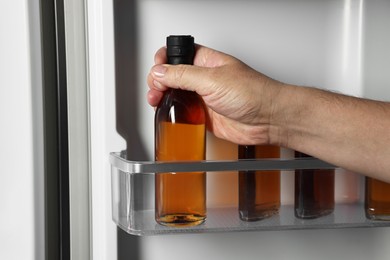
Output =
[{"x1": 0, "y1": 1, "x2": 44, "y2": 259}]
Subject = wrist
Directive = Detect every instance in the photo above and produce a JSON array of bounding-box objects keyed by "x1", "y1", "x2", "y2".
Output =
[{"x1": 266, "y1": 82, "x2": 301, "y2": 147}]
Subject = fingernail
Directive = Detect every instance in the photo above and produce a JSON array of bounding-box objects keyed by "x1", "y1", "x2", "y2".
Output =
[{"x1": 152, "y1": 65, "x2": 167, "y2": 77}]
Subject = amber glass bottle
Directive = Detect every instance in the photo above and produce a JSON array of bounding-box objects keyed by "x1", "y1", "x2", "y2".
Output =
[
  {"x1": 365, "y1": 177, "x2": 390, "y2": 220},
  {"x1": 238, "y1": 145, "x2": 281, "y2": 221},
  {"x1": 155, "y1": 35, "x2": 206, "y2": 227},
  {"x1": 294, "y1": 152, "x2": 335, "y2": 219}
]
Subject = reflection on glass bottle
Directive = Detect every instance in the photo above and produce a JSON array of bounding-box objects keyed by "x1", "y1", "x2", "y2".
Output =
[
  {"x1": 365, "y1": 177, "x2": 390, "y2": 220},
  {"x1": 155, "y1": 35, "x2": 206, "y2": 227},
  {"x1": 239, "y1": 145, "x2": 280, "y2": 221},
  {"x1": 294, "y1": 152, "x2": 335, "y2": 219}
]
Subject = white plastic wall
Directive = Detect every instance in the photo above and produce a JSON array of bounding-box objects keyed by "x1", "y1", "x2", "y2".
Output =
[
  {"x1": 0, "y1": 0, "x2": 44, "y2": 259},
  {"x1": 137, "y1": 1, "x2": 390, "y2": 259},
  {"x1": 136, "y1": 0, "x2": 366, "y2": 208},
  {"x1": 87, "y1": 0, "x2": 390, "y2": 259}
]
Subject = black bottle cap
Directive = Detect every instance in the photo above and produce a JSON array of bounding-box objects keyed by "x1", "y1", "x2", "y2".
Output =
[{"x1": 166, "y1": 35, "x2": 195, "y2": 65}]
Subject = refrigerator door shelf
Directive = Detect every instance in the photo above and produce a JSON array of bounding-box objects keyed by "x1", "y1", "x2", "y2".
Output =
[{"x1": 110, "y1": 152, "x2": 389, "y2": 236}]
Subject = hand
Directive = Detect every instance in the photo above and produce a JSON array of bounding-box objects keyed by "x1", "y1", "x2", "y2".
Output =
[
  {"x1": 147, "y1": 45, "x2": 285, "y2": 145},
  {"x1": 147, "y1": 44, "x2": 390, "y2": 179}
]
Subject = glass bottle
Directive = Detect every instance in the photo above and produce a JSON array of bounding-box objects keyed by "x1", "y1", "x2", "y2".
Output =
[
  {"x1": 155, "y1": 35, "x2": 206, "y2": 227},
  {"x1": 365, "y1": 177, "x2": 390, "y2": 220},
  {"x1": 238, "y1": 145, "x2": 281, "y2": 221},
  {"x1": 294, "y1": 152, "x2": 335, "y2": 219}
]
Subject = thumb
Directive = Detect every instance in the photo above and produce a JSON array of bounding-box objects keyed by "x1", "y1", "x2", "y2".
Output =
[{"x1": 151, "y1": 64, "x2": 211, "y2": 95}]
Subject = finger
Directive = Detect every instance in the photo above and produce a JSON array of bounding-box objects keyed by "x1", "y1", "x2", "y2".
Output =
[
  {"x1": 147, "y1": 89, "x2": 164, "y2": 107},
  {"x1": 150, "y1": 64, "x2": 213, "y2": 96},
  {"x1": 193, "y1": 44, "x2": 232, "y2": 67},
  {"x1": 154, "y1": 47, "x2": 167, "y2": 64},
  {"x1": 147, "y1": 71, "x2": 168, "y2": 91}
]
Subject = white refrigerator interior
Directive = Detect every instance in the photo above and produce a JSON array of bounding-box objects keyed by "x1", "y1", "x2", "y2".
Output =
[
  {"x1": 2, "y1": 0, "x2": 390, "y2": 259},
  {"x1": 89, "y1": 0, "x2": 390, "y2": 259}
]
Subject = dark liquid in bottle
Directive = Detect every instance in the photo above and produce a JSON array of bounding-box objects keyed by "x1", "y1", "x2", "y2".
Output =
[
  {"x1": 155, "y1": 89, "x2": 206, "y2": 226},
  {"x1": 239, "y1": 145, "x2": 280, "y2": 221},
  {"x1": 294, "y1": 152, "x2": 334, "y2": 219},
  {"x1": 365, "y1": 177, "x2": 390, "y2": 220}
]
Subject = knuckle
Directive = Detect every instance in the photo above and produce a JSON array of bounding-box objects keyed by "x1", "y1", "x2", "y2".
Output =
[{"x1": 173, "y1": 65, "x2": 187, "y2": 85}]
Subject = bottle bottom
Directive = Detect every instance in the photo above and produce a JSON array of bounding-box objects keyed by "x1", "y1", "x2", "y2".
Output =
[
  {"x1": 156, "y1": 213, "x2": 206, "y2": 227},
  {"x1": 295, "y1": 208, "x2": 334, "y2": 219},
  {"x1": 366, "y1": 209, "x2": 390, "y2": 221},
  {"x1": 239, "y1": 205, "x2": 280, "y2": 222}
]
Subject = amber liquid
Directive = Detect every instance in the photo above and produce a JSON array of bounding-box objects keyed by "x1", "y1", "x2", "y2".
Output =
[
  {"x1": 365, "y1": 177, "x2": 390, "y2": 220},
  {"x1": 155, "y1": 89, "x2": 206, "y2": 226},
  {"x1": 294, "y1": 152, "x2": 335, "y2": 219},
  {"x1": 238, "y1": 145, "x2": 281, "y2": 221}
]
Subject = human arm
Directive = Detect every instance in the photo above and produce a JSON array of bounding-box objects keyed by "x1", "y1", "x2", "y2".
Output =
[
  {"x1": 147, "y1": 45, "x2": 390, "y2": 182},
  {"x1": 273, "y1": 84, "x2": 390, "y2": 181}
]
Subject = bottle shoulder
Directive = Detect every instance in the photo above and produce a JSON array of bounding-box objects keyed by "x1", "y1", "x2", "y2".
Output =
[{"x1": 155, "y1": 89, "x2": 206, "y2": 125}]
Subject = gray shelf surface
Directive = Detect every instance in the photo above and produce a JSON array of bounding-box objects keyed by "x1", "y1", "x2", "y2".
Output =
[{"x1": 115, "y1": 204, "x2": 390, "y2": 236}]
